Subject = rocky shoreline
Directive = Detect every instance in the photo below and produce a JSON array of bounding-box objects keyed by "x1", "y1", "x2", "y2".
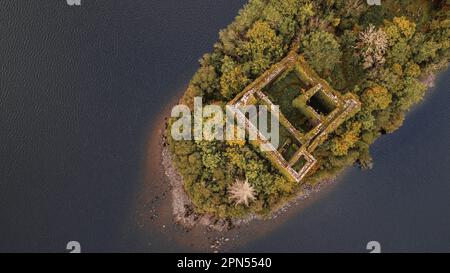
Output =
[{"x1": 161, "y1": 131, "x2": 251, "y2": 232}]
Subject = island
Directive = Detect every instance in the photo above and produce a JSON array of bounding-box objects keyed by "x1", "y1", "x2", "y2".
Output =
[{"x1": 162, "y1": 0, "x2": 449, "y2": 231}]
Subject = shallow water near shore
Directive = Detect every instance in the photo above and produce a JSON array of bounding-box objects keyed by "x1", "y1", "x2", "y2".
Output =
[{"x1": 0, "y1": 1, "x2": 449, "y2": 252}]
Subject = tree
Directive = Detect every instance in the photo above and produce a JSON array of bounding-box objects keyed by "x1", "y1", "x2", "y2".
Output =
[
  {"x1": 387, "y1": 39, "x2": 411, "y2": 65},
  {"x1": 331, "y1": 122, "x2": 361, "y2": 156},
  {"x1": 384, "y1": 17, "x2": 416, "y2": 43},
  {"x1": 302, "y1": 30, "x2": 342, "y2": 75},
  {"x1": 396, "y1": 77, "x2": 427, "y2": 111},
  {"x1": 336, "y1": 0, "x2": 367, "y2": 19},
  {"x1": 415, "y1": 40, "x2": 441, "y2": 63},
  {"x1": 190, "y1": 64, "x2": 218, "y2": 96},
  {"x1": 262, "y1": 0, "x2": 304, "y2": 43},
  {"x1": 196, "y1": 141, "x2": 223, "y2": 173},
  {"x1": 376, "y1": 109, "x2": 404, "y2": 133},
  {"x1": 405, "y1": 62, "x2": 421, "y2": 77},
  {"x1": 361, "y1": 85, "x2": 392, "y2": 111},
  {"x1": 393, "y1": 16, "x2": 416, "y2": 41},
  {"x1": 384, "y1": 17, "x2": 416, "y2": 66},
  {"x1": 217, "y1": 0, "x2": 266, "y2": 56},
  {"x1": 219, "y1": 56, "x2": 250, "y2": 99},
  {"x1": 228, "y1": 178, "x2": 256, "y2": 207},
  {"x1": 355, "y1": 25, "x2": 388, "y2": 69},
  {"x1": 237, "y1": 21, "x2": 284, "y2": 76},
  {"x1": 297, "y1": 2, "x2": 315, "y2": 25},
  {"x1": 356, "y1": 110, "x2": 376, "y2": 131}
]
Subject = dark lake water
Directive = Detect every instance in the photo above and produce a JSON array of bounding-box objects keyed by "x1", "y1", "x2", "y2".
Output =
[{"x1": 0, "y1": 1, "x2": 449, "y2": 252}]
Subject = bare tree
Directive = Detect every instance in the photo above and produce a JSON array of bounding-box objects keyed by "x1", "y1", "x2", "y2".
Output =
[
  {"x1": 228, "y1": 178, "x2": 256, "y2": 207},
  {"x1": 355, "y1": 25, "x2": 388, "y2": 69}
]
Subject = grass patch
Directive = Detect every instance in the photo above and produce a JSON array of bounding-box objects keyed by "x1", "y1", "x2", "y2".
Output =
[{"x1": 263, "y1": 70, "x2": 315, "y2": 133}]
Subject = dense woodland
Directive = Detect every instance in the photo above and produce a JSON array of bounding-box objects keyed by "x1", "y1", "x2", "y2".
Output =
[{"x1": 167, "y1": 0, "x2": 450, "y2": 218}]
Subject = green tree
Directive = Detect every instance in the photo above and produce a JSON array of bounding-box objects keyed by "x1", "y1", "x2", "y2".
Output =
[
  {"x1": 302, "y1": 30, "x2": 342, "y2": 75},
  {"x1": 219, "y1": 56, "x2": 250, "y2": 99},
  {"x1": 396, "y1": 77, "x2": 427, "y2": 111},
  {"x1": 361, "y1": 85, "x2": 392, "y2": 111},
  {"x1": 415, "y1": 40, "x2": 441, "y2": 63},
  {"x1": 190, "y1": 64, "x2": 218, "y2": 96},
  {"x1": 262, "y1": 0, "x2": 302, "y2": 43},
  {"x1": 331, "y1": 122, "x2": 361, "y2": 156},
  {"x1": 237, "y1": 21, "x2": 284, "y2": 76},
  {"x1": 387, "y1": 39, "x2": 411, "y2": 65}
]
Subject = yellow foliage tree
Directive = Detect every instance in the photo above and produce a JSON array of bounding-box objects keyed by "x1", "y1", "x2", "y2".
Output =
[
  {"x1": 237, "y1": 21, "x2": 284, "y2": 75},
  {"x1": 362, "y1": 85, "x2": 392, "y2": 111},
  {"x1": 219, "y1": 56, "x2": 250, "y2": 99},
  {"x1": 331, "y1": 122, "x2": 362, "y2": 156}
]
